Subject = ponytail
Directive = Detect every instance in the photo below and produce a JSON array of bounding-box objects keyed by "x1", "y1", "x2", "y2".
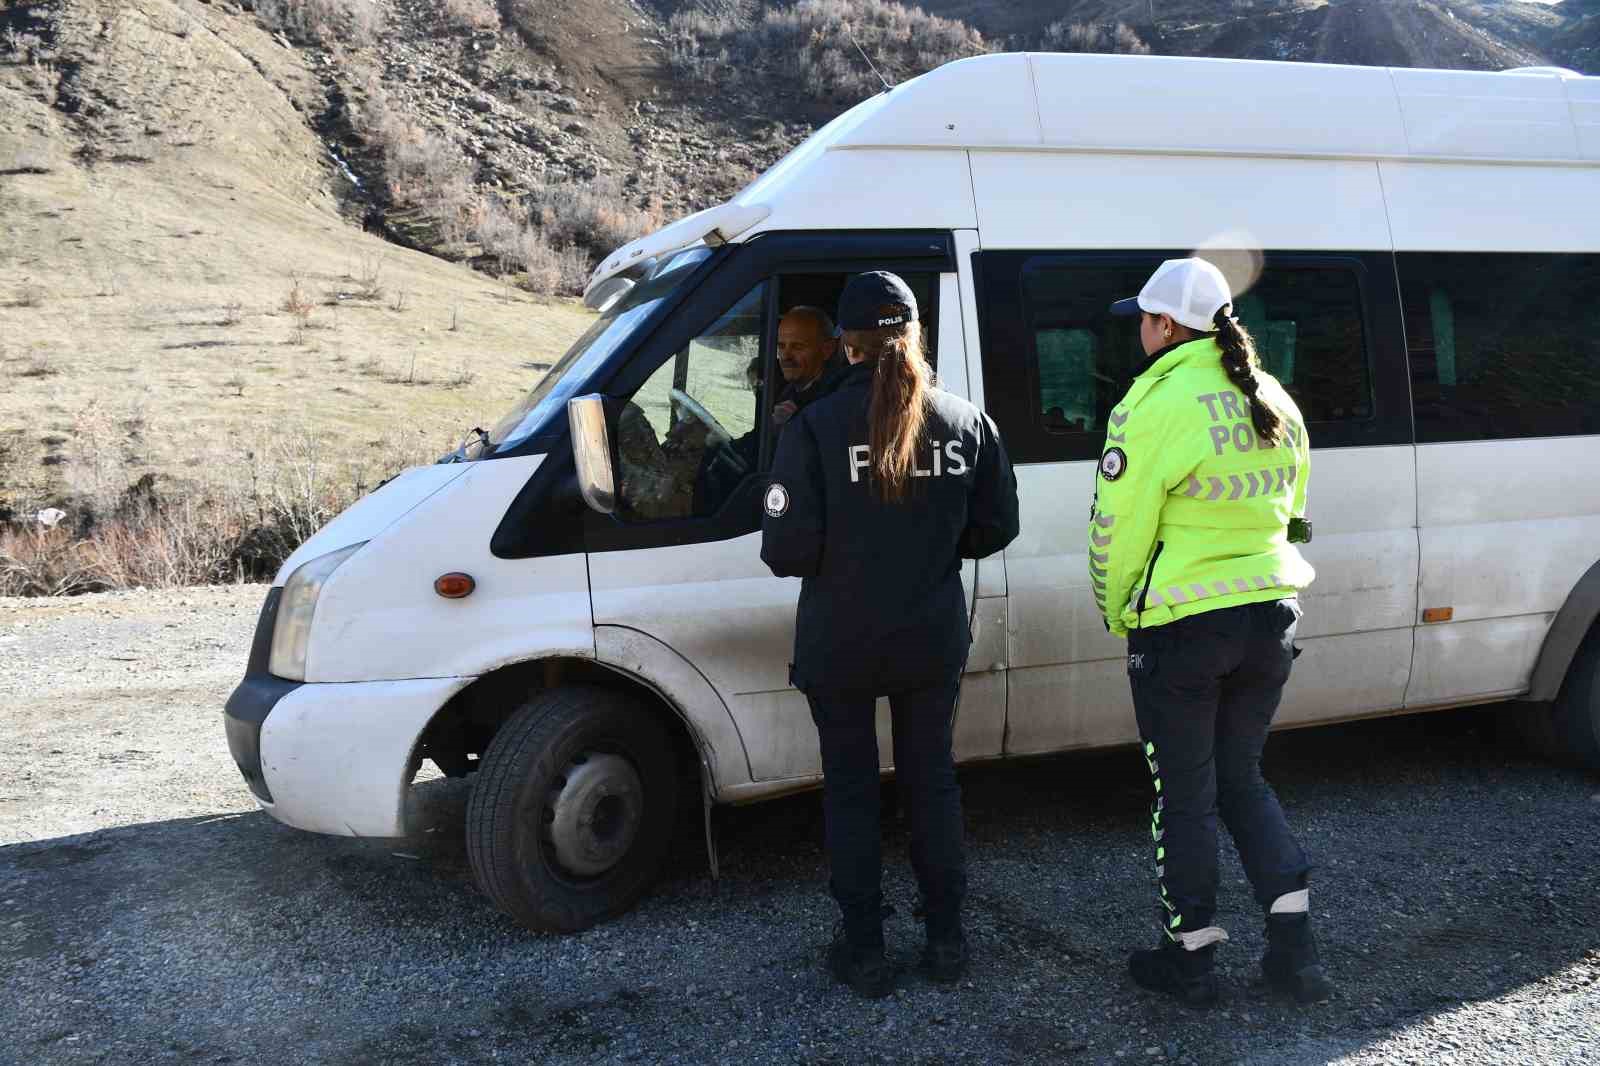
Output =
[
  {"x1": 842, "y1": 315, "x2": 931, "y2": 503},
  {"x1": 1214, "y1": 306, "x2": 1284, "y2": 447}
]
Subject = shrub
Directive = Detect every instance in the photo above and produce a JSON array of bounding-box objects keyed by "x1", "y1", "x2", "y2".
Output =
[
  {"x1": 527, "y1": 176, "x2": 661, "y2": 262},
  {"x1": 368, "y1": 103, "x2": 478, "y2": 247},
  {"x1": 0, "y1": 427, "x2": 445, "y2": 596},
  {"x1": 1031, "y1": 20, "x2": 1151, "y2": 56},
  {"x1": 666, "y1": 0, "x2": 990, "y2": 109},
  {"x1": 254, "y1": 0, "x2": 384, "y2": 47},
  {"x1": 281, "y1": 272, "x2": 314, "y2": 343},
  {"x1": 441, "y1": 0, "x2": 500, "y2": 33},
  {"x1": 509, "y1": 223, "x2": 595, "y2": 297}
]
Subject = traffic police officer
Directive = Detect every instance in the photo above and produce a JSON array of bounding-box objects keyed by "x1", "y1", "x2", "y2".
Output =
[
  {"x1": 761, "y1": 271, "x2": 1020, "y2": 998},
  {"x1": 1095, "y1": 258, "x2": 1333, "y2": 1007}
]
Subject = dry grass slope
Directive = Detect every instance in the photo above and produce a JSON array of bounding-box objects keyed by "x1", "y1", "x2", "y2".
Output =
[{"x1": 0, "y1": 0, "x2": 595, "y2": 592}]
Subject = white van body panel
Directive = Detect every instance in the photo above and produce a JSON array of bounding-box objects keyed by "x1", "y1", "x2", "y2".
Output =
[
  {"x1": 260, "y1": 676, "x2": 471, "y2": 836},
  {"x1": 969, "y1": 153, "x2": 1392, "y2": 251},
  {"x1": 1408, "y1": 438, "x2": 1600, "y2": 706},
  {"x1": 830, "y1": 53, "x2": 1041, "y2": 149},
  {"x1": 1002, "y1": 447, "x2": 1417, "y2": 753},
  {"x1": 593, "y1": 626, "x2": 753, "y2": 794},
  {"x1": 1567, "y1": 76, "x2": 1600, "y2": 160},
  {"x1": 1029, "y1": 55, "x2": 1409, "y2": 157},
  {"x1": 590, "y1": 532, "x2": 796, "y2": 701},
  {"x1": 1380, "y1": 163, "x2": 1600, "y2": 252},
  {"x1": 739, "y1": 148, "x2": 976, "y2": 235},
  {"x1": 1389, "y1": 68, "x2": 1581, "y2": 160},
  {"x1": 273, "y1": 463, "x2": 469, "y2": 584},
  {"x1": 307, "y1": 455, "x2": 594, "y2": 683}
]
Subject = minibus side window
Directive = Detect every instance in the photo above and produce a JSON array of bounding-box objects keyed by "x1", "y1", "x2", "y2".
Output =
[
  {"x1": 613, "y1": 283, "x2": 767, "y2": 522},
  {"x1": 1400, "y1": 253, "x2": 1600, "y2": 443},
  {"x1": 991, "y1": 255, "x2": 1377, "y2": 464}
]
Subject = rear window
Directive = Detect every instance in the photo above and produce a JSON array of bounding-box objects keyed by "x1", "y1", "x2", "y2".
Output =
[{"x1": 1400, "y1": 253, "x2": 1600, "y2": 443}]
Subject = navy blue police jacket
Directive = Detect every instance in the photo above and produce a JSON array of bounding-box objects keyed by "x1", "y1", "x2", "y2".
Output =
[{"x1": 760, "y1": 362, "x2": 1020, "y2": 694}]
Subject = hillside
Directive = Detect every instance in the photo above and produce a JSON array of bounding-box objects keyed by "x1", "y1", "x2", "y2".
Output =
[
  {"x1": 0, "y1": 0, "x2": 597, "y2": 590},
  {"x1": 2, "y1": 0, "x2": 1596, "y2": 590}
]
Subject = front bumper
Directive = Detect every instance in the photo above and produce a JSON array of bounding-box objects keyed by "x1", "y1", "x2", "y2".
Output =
[
  {"x1": 223, "y1": 589, "x2": 473, "y2": 837},
  {"x1": 256, "y1": 675, "x2": 472, "y2": 837},
  {"x1": 224, "y1": 589, "x2": 297, "y2": 804}
]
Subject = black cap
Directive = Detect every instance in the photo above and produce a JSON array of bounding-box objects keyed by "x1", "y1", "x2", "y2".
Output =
[{"x1": 836, "y1": 271, "x2": 919, "y2": 332}]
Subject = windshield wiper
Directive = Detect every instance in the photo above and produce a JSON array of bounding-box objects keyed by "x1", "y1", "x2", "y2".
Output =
[{"x1": 443, "y1": 427, "x2": 490, "y2": 463}]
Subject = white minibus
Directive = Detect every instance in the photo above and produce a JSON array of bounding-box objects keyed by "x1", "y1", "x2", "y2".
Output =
[{"x1": 225, "y1": 53, "x2": 1600, "y2": 932}]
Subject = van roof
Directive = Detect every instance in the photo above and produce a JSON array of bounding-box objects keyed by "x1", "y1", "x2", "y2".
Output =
[
  {"x1": 586, "y1": 53, "x2": 1598, "y2": 301},
  {"x1": 824, "y1": 53, "x2": 1599, "y2": 165}
]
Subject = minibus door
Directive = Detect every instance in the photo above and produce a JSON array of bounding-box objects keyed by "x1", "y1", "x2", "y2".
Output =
[{"x1": 582, "y1": 234, "x2": 1004, "y2": 785}]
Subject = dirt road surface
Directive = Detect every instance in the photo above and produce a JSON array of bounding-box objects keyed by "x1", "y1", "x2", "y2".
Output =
[{"x1": 3, "y1": 587, "x2": 1598, "y2": 1065}]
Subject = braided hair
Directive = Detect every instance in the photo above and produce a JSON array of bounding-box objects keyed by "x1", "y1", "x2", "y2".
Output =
[{"x1": 1213, "y1": 306, "x2": 1284, "y2": 447}]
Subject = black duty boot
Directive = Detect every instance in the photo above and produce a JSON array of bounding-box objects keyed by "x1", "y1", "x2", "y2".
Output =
[
  {"x1": 1129, "y1": 939, "x2": 1219, "y2": 1009},
  {"x1": 827, "y1": 928, "x2": 894, "y2": 999},
  {"x1": 920, "y1": 933, "x2": 968, "y2": 985},
  {"x1": 1262, "y1": 913, "x2": 1333, "y2": 1003}
]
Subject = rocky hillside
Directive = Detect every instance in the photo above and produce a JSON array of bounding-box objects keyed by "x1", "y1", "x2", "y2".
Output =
[
  {"x1": 6, "y1": 0, "x2": 1593, "y2": 302},
  {"x1": 2, "y1": 0, "x2": 1593, "y2": 589}
]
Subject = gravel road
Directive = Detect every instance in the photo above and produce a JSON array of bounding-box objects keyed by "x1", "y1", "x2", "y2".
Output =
[{"x1": 3, "y1": 587, "x2": 1598, "y2": 1065}]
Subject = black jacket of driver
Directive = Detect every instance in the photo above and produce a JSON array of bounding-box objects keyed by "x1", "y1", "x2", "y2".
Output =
[{"x1": 760, "y1": 362, "x2": 1020, "y2": 694}]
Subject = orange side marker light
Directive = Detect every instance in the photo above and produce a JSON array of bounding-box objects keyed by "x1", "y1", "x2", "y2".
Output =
[
  {"x1": 435, "y1": 573, "x2": 476, "y2": 599},
  {"x1": 1422, "y1": 607, "x2": 1453, "y2": 624}
]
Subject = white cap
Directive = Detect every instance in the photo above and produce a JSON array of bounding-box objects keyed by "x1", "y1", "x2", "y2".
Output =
[{"x1": 1109, "y1": 258, "x2": 1233, "y2": 333}]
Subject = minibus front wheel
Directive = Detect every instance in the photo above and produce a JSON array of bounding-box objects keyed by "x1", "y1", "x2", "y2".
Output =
[
  {"x1": 1516, "y1": 629, "x2": 1600, "y2": 773},
  {"x1": 466, "y1": 684, "x2": 679, "y2": 932},
  {"x1": 1549, "y1": 631, "x2": 1600, "y2": 772}
]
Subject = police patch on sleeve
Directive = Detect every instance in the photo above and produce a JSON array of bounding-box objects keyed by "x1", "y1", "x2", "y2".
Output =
[
  {"x1": 1099, "y1": 447, "x2": 1128, "y2": 482},
  {"x1": 764, "y1": 483, "x2": 790, "y2": 518}
]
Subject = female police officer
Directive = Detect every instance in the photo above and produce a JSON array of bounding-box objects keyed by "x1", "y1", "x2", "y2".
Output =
[
  {"x1": 761, "y1": 271, "x2": 1019, "y2": 998},
  {"x1": 1094, "y1": 258, "x2": 1332, "y2": 1007}
]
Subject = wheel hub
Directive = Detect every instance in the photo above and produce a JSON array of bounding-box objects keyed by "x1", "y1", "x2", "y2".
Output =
[{"x1": 545, "y1": 752, "x2": 644, "y2": 877}]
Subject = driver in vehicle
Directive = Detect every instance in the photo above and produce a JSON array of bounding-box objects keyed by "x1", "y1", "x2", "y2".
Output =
[
  {"x1": 773, "y1": 305, "x2": 847, "y2": 424},
  {"x1": 695, "y1": 306, "x2": 849, "y2": 512}
]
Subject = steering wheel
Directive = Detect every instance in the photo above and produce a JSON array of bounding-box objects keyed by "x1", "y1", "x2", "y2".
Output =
[{"x1": 669, "y1": 387, "x2": 733, "y2": 448}]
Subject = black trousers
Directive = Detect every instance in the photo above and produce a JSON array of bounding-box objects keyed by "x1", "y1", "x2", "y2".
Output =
[
  {"x1": 806, "y1": 678, "x2": 966, "y2": 947},
  {"x1": 1127, "y1": 598, "x2": 1312, "y2": 941}
]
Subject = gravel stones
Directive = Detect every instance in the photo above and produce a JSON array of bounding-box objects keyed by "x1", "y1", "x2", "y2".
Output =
[{"x1": 2, "y1": 586, "x2": 1598, "y2": 1064}]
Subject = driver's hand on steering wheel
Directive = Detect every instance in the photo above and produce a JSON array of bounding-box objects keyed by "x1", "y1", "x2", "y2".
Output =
[{"x1": 665, "y1": 416, "x2": 711, "y2": 453}]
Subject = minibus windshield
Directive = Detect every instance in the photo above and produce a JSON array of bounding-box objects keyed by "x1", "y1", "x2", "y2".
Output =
[{"x1": 485, "y1": 246, "x2": 715, "y2": 454}]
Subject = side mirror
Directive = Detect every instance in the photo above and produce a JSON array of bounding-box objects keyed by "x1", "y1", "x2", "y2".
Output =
[{"x1": 567, "y1": 394, "x2": 616, "y2": 515}]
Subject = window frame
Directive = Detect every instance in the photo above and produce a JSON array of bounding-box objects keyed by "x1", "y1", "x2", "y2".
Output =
[
  {"x1": 1398, "y1": 251, "x2": 1600, "y2": 444},
  {"x1": 491, "y1": 230, "x2": 957, "y2": 558},
  {"x1": 975, "y1": 249, "x2": 1412, "y2": 463}
]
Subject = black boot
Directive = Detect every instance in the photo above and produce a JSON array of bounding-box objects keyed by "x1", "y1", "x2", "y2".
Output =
[
  {"x1": 920, "y1": 932, "x2": 968, "y2": 985},
  {"x1": 826, "y1": 928, "x2": 894, "y2": 999},
  {"x1": 1262, "y1": 913, "x2": 1334, "y2": 1003},
  {"x1": 1129, "y1": 939, "x2": 1219, "y2": 1008}
]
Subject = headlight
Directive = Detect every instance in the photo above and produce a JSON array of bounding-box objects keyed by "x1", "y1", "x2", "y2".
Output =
[{"x1": 269, "y1": 543, "x2": 365, "y2": 681}]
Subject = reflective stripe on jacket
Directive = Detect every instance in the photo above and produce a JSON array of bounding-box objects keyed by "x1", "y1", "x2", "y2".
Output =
[{"x1": 1089, "y1": 337, "x2": 1314, "y2": 639}]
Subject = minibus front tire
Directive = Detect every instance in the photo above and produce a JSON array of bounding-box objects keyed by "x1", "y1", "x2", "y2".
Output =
[
  {"x1": 465, "y1": 684, "x2": 679, "y2": 932},
  {"x1": 1550, "y1": 631, "x2": 1600, "y2": 772},
  {"x1": 1515, "y1": 629, "x2": 1600, "y2": 772}
]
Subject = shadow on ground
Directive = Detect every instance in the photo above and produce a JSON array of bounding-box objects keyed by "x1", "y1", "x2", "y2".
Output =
[{"x1": 3, "y1": 708, "x2": 1597, "y2": 1065}]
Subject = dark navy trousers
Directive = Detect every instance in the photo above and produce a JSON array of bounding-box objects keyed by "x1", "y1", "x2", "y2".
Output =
[
  {"x1": 806, "y1": 678, "x2": 966, "y2": 947},
  {"x1": 1127, "y1": 598, "x2": 1313, "y2": 940}
]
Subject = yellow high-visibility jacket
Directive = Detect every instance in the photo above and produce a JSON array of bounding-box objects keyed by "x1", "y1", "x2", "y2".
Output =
[{"x1": 1089, "y1": 337, "x2": 1314, "y2": 638}]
